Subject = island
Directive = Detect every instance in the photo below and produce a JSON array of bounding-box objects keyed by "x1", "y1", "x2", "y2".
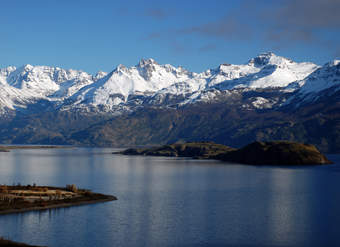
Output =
[
  {"x1": 0, "y1": 184, "x2": 117, "y2": 215},
  {"x1": 119, "y1": 141, "x2": 332, "y2": 165},
  {"x1": 120, "y1": 142, "x2": 235, "y2": 159}
]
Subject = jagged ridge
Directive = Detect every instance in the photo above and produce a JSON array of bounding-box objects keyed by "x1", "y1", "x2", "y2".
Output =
[{"x1": 1, "y1": 52, "x2": 338, "y2": 115}]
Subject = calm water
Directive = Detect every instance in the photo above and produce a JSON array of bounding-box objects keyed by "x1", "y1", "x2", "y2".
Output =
[{"x1": 0, "y1": 148, "x2": 340, "y2": 247}]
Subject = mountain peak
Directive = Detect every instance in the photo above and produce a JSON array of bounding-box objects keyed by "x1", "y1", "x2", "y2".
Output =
[
  {"x1": 116, "y1": 64, "x2": 127, "y2": 70},
  {"x1": 261, "y1": 51, "x2": 275, "y2": 56},
  {"x1": 19, "y1": 64, "x2": 34, "y2": 72},
  {"x1": 248, "y1": 52, "x2": 293, "y2": 67},
  {"x1": 0, "y1": 54, "x2": 333, "y2": 116},
  {"x1": 137, "y1": 58, "x2": 158, "y2": 67},
  {"x1": 326, "y1": 59, "x2": 340, "y2": 67},
  {"x1": 94, "y1": 71, "x2": 108, "y2": 80}
]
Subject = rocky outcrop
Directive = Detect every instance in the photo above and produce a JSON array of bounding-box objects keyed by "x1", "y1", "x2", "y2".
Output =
[
  {"x1": 120, "y1": 141, "x2": 332, "y2": 165},
  {"x1": 219, "y1": 141, "x2": 332, "y2": 165}
]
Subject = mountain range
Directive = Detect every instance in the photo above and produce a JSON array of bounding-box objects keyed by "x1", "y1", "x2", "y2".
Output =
[{"x1": 0, "y1": 52, "x2": 339, "y2": 153}]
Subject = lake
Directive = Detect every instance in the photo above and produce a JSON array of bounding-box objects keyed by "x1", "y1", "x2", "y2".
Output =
[{"x1": 0, "y1": 148, "x2": 339, "y2": 247}]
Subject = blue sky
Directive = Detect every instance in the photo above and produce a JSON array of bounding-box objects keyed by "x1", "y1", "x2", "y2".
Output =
[{"x1": 1, "y1": 0, "x2": 339, "y2": 74}]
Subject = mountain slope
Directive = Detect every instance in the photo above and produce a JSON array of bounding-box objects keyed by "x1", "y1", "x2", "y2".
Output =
[
  {"x1": 284, "y1": 59, "x2": 340, "y2": 107},
  {"x1": 66, "y1": 90, "x2": 340, "y2": 153},
  {"x1": 0, "y1": 53, "x2": 338, "y2": 152}
]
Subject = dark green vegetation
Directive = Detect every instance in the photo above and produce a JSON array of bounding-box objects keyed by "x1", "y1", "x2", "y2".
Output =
[
  {"x1": 121, "y1": 142, "x2": 235, "y2": 159},
  {"x1": 220, "y1": 141, "x2": 332, "y2": 165},
  {"x1": 0, "y1": 184, "x2": 117, "y2": 215},
  {"x1": 74, "y1": 97, "x2": 339, "y2": 153},
  {"x1": 120, "y1": 141, "x2": 332, "y2": 165},
  {"x1": 0, "y1": 89, "x2": 339, "y2": 153}
]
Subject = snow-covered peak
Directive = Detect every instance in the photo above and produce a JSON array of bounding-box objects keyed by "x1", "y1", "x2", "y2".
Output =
[
  {"x1": 0, "y1": 65, "x2": 97, "y2": 112},
  {"x1": 114, "y1": 64, "x2": 129, "y2": 73},
  {"x1": 7, "y1": 65, "x2": 59, "y2": 92},
  {"x1": 208, "y1": 53, "x2": 318, "y2": 90},
  {"x1": 135, "y1": 59, "x2": 159, "y2": 81},
  {"x1": 0, "y1": 66, "x2": 16, "y2": 84},
  {"x1": 20, "y1": 64, "x2": 34, "y2": 71},
  {"x1": 217, "y1": 63, "x2": 232, "y2": 70},
  {"x1": 298, "y1": 59, "x2": 340, "y2": 94},
  {"x1": 248, "y1": 52, "x2": 294, "y2": 67},
  {"x1": 326, "y1": 59, "x2": 340, "y2": 67},
  {"x1": 0, "y1": 66, "x2": 17, "y2": 73},
  {"x1": 94, "y1": 71, "x2": 108, "y2": 80},
  {"x1": 137, "y1": 58, "x2": 158, "y2": 67},
  {"x1": 66, "y1": 59, "x2": 195, "y2": 109},
  {"x1": 0, "y1": 54, "x2": 337, "y2": 114}
]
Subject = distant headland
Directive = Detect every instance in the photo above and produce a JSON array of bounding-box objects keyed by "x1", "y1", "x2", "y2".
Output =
[{"x1": 119, "y1": 141, "x2": 332, "y2": 165}]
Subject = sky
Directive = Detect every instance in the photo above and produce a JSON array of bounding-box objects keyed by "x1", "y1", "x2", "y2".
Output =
[{"x1": 1, "y1": 0, "x2": 339, "y2": 74}]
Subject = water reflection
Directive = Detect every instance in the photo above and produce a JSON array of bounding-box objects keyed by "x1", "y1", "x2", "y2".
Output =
[
  {"x1": 0, "y1": 149, "x2": 339, "y2": 247},
  {"x1": 264, "y1": 169, "x2": 311, "y2": 246}
]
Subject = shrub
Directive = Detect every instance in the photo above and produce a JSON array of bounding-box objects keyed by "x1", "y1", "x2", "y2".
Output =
[
  {"x1": 0, "y1": 185, "x2": 8, "y2": 192},
  {"x1": 83, "y1": 190, "x2": 93, "y2": 196},
  {"x1": 66, "y1": 184, "x2": 77, "y2": 193}
]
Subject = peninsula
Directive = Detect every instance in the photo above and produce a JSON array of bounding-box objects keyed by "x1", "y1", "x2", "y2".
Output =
[
  {"x1": 0, "y1": 184, "x2": 116, "y2": 246},
  {"x1": 119, "y1": 141, "x2": 332, "y2": 165},
  {"x1": 0, "y1": 184, "x2": 116, "y2": 215}
]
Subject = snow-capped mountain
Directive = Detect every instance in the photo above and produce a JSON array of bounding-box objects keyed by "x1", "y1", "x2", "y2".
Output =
[
  {"x1": 0, "y1": 52, "x2": 337, "y2": 114},
  {"x1": 298, "y1": 60, "x2": 340, "y2": 94},
  {"x1": 211, "y1": 52, "x2": 318, "y2": 90},
  {"x1": 64, "y1": 58, "x2": 195, "y2": 111},
  {"x1": 283, "y1": 59, "x2": 340, "y2": 107},
  {"x1": 0, "y1": 64, "x2": 94, "y2": 113},
  {"x1": 0, "y1": 52, "x2": 339, "y2": 152}
]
